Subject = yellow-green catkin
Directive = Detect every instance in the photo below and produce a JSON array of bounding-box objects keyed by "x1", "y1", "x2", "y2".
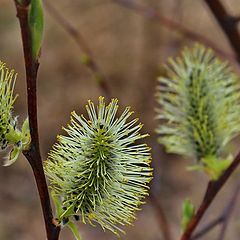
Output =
[
  {"x1": 156, "y1": 44, "x2": 240, "y2": 179},
  {"x1": 45, "y1": 97, "x2": 153, "y2": 235}
]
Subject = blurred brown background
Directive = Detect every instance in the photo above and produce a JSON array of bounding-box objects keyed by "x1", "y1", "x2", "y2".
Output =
[{"x1": 1, "y1": 0, "x2": 240, "y2": 239}]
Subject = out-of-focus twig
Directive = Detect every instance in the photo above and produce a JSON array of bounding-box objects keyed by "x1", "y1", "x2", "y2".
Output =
[
  {"x1": 14, "y1": 1, "x2": 60, "y2": 240},
  {"x1": 204, "y1": 0, "x2": 240, "y2": 63},
  {"x1": 43, "y1": 0, "x2": 112, "y2": 99},
  {"x1": 191, "y1": 183, "x2": 240, "y2": 240},
  {"x1": 191, "y1": 216, "x2": 223, "y2": 240},
  {"x1": 180, "y1": 151, "x2": 240, "y2": 240},
  {"x1": 149, "y1": 194, "x2": 172, "y2": 240},
  {"x1": 218, "y1": 183, "x2": 240, "y2": 240},
  {"x1": 112, "y1": 0, "x2": 236, "y2": 64}
]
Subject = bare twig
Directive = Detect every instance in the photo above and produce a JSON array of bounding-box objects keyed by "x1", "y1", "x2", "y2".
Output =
[
  {"x1": 180, "y1": 151, "x2": 240, "y2": 240},
  {"x1": 149, "y1": 194, "x2": 172, "y2": 240},
  {"x1": 218, "y1": 183, "x2": 240, "y2": 240},
  {"x1": 14, "y1": 1, "x2": 60, "y2": 240},
  {"x1": 204, "y1": 0, "x2": 240, "y2": 62},
  {"x1": 191, "y1": 183, "x2": 240, "y2": 240},
  {"x1": 191, "y1": 216, "x2": 224, "y2": 240},
  {"x1": 112, "y1": 0, "x2": 236, "y2": 64},
  {"x1": 43, "y1": 0, "x2": 112, "y2": 99}
]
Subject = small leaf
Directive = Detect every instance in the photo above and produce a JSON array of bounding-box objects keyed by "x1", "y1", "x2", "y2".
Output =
[
  {"x1": 181, "y1": 199, "x2": 195, "y2": 231},
  {"x1": 5, "y1": 124, "x2": 22, "y2": 145},
  {"x1": 67, "y1": 221, "x2": 81, "y2": 240},
  {"x1": 51, "y1": 191, "x2": 64, "y2": 220},
  {"x1": 21, "y1": 118, "x2": 31, "y2": 150},
  {"x1": 3, "y1": 147, "x2": 21, "y2": 167},
  {"x1": 28, "y1": 0, "x2": 44, "y2": 59},
  {"x1": 187, "y1": 155, "x2": 233, "y2": 180}
]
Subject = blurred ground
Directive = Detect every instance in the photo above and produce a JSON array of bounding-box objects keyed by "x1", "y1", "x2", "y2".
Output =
[{"x1": 1, "y1": 0, "x2": 240, "y2": 239}]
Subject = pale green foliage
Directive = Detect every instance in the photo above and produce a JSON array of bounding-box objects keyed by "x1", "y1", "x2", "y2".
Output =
[
  {"x1": 45, "y1": 97, "x2": 152, "y2": 235},
  {"x1": 181, "y1": 199, "x2": 195, "y2": 231},
  {"x1": 0, "y1": 61, "x2": 30, "y2": 166},
  {"x1": 156, "y1": 44, "x2": 240, "y2": 179},
  {"x1": 28, "y1": 0, "x2": 44, "y2": 59}
]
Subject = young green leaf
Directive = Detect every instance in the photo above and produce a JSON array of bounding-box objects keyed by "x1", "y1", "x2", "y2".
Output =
[{"x1": 181, "y1": 199, "x2": 195, "y2": 231}]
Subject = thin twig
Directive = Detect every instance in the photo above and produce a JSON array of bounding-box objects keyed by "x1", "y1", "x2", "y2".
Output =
[
  {"x1": 14, "y1": 1, "x2": 60, "y2": 240},
  {"x1": 180, "y1": 151, "x2": 240, "y2": 240},
  {"x1": 112, "y1": 0, "x2": 236, "y2": 64},
  {"x1": 191, "y1": 183, "x2": 240, "y2": 240},
  {"x1": 204, "y1": 0, "x2": 240, "y2": 63},
  {"x1": 191, "y1": 216, "x2": 224, "y2": 240},
  {"x1": 149, "y1": 194, "x2": 172, "y2": 240},
  {"x1": 43, "y1": 0, "x2": 112, "y2": 99},
  {"x1": 218, "y1": 183, "x2": 240, "y2": 240}
]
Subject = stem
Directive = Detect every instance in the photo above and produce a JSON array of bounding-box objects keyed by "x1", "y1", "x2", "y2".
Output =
[
  {"x1": 204, "y1": 0, "x2": 240, "y2": 63},
  {"x1": 14, "y1": 1, "x2": 60, "y2": 239},
  {"x1": 180, "y1": 151, "x2": 240, "y2": 240},
  {"x1": 192, "y1": 183, "x2": 240, "y2": 240},
  {"x1": 217, "y1": 183, "x2": 240, "y2": 240}
]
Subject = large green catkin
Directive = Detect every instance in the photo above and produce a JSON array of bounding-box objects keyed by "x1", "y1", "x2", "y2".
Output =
[
  {"x1": 156, "y1": 44, "x2": 240, "y2": 179},
  {"x1": 44, "y1": 97, "x2": 152, "y2": 235}
]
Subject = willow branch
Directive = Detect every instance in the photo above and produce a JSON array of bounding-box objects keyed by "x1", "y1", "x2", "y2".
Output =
[
  {"x1": 180, "y1": 151, "x2": 240, "y2": 240},
  {"x1": 14, "y1": 1, "x2": 60, "y2": 239},
  {"x1": 191, "y1": 183, "x2": 240, "y2": 240},
  {"x1": 112, "y1": 0, "x2": 236, "y2": 64},
  {"x1": 43, "y1": 0, "x2": 112, "y2": 99},
  {"x1": 191, "y1": 216, "x2": 223, "y2": 240},
  {"x1": 204, "y1": 0, "x2": 240, "y2": 63},
  {"x1": 217, "y1": 183, "x2": 240, "y2": 240}
]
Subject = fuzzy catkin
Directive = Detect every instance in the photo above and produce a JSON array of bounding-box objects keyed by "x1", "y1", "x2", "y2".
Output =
[
  {"x1": 156, "y1": 44, "x2": 240, "y2": 177},
  {"x1": 44, "y1": 97, "x2": 152, "y2": 234}
]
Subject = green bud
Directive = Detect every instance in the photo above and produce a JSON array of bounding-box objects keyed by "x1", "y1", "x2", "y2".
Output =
[
  {"x1": 44, "y1": 96, "x2": 152, "y2": 235},
  {"x1": 28, "y1": 0, "x2": 44, "y2": 59},
  {"x1": 156, "y1": 44, "x2": 240, "y2": 179},
  {"x1": 181, "y1": 199, "x2": 195, "y2": 231}
]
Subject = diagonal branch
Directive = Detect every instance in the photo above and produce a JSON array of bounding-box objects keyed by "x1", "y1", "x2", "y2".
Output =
[
  {"x1": 14, "y1": 1, "x2": 60, "y2": 240},
  {"x1": 43, "y1": 0, "x2": 112, "y2": 99},
  {"x1": 191, "y1": 183, "x2": 240, "y2": 240},
  {"x1": 180, "y1": 151, "x2": 240, "y2": 240},
  {"x1": 204, "y1": 0, "x2": 240, "y2": 62},
  {"x1": 217, "y1": 182, "x2": 240, "y2": 240},
  {"x1": 112, "y1": 0, "x2": 236, "y2": 64}
]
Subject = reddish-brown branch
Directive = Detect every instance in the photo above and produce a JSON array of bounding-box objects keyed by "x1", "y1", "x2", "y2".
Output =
[
  {"x1": 149, "y1": 194, "x2": 172, "y2": 240},
  {"x1": 204, "y1": 0, "x2": 240, "y2": 63},
  {"x1": 180, "y1": 151, "x2": 240, "y2": 240},
  {"x1": 112, "y1": 0, "x2": 236, "y2": 64},
  {"x1": 217, "y1": 183, "x2": 240, "y2": 240},
  {"x1": 43, "y1": 0, "x2": 112, "y2": 99},
  {"x1": 191, "y1": 183, "x2": 240, "y2": 240},
  {"x1": 14, "y1": 1, "x2": 60, "y2": 240}
]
